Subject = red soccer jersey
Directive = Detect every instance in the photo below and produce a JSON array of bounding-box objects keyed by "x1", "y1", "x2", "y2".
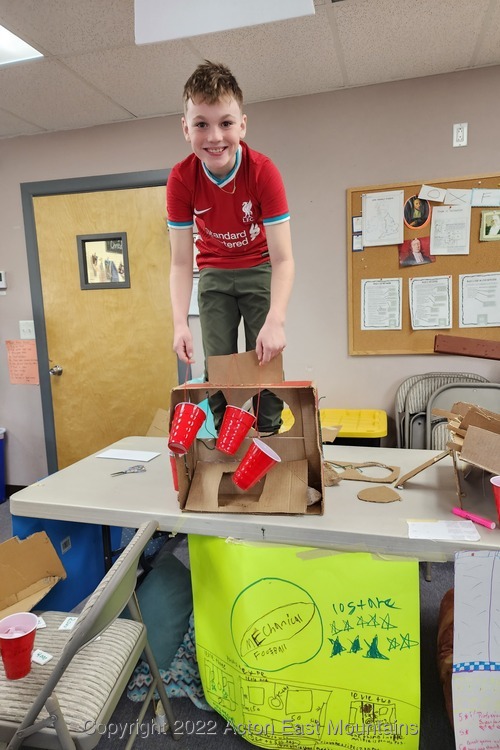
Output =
[{"x1": 166, "y1": 141, "x2": 290, "y2": 270}]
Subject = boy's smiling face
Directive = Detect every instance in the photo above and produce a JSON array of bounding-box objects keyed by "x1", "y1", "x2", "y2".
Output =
[{"x1": 182, "y1": 96, "x2": 247, "y2": 178}]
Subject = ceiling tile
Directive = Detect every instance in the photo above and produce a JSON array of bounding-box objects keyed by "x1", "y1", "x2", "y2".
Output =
[
  {"x1": 0, "y1": 108, "x2": 44, "y2": 138},
  {"x1": 330, "y1": 0, "x2": 494, "y2": 87},
  {"x1": 0, "y1": 0, "x2": 134, "y2": 56},
  {"x1": 63, "y1": 41, "x2": 199, "y2": 117},
  {"x1": 0, "y1": 59, "x2": 132, "y2": 131},
  {"x1": 191, "y1": 10, "x2": 344, "y2": 103}
]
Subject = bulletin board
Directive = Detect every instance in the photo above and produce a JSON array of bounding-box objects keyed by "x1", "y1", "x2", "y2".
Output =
[{"x1": 347, "y1": 173, "x2": 500, "y2": 355}]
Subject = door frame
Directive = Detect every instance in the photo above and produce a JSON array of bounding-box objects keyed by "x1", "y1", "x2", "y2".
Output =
[{"x1": 21, "y1": 169, "x2": 169, "y2": 474}]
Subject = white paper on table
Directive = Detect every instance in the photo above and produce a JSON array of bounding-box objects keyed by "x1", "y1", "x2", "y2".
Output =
[
  {"x1": 418, "y1": 184, "x2": 446, "y2": 203},
  {"x1": 361, "y1": 278, "x2": 402, "y2": 330},
  {"x1": 471, "y1": 187, "x2": 500, "y2": 207},
  {"x1": 407, "y1": 520, "x2": 480, "y2": 541},
  {"x1": 361, "y1": 190, "x2": 404, "y2": 247},
  {"x1": 459, "y1": 272, "x2": 500, "y2": 328},
  {"x1": 430, "y1": 204, "x2": 471, "y2": 255},
  {"x1": 409, "y1": 275, "x2": 452, "y2": 330},
  {"x1": 96, "y1": 449, "x2": 161, "y2": 461}
]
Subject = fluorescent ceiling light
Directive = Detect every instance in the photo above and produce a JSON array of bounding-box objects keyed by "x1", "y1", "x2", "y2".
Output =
[
  {"x1": 0, "y1": 25, "x2": 43, "y2": 66},
  {"x1": 135, "y1": 0, "x2": 315, "y2": 44}
]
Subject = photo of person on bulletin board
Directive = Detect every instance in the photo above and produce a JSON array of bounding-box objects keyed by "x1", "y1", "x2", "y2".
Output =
[
  {"x1": 404, "y1": 195, "x2": 431, "y2": 228},
  {"x1": 399, "y1": 236, "x2": 435, "y2": 267}
]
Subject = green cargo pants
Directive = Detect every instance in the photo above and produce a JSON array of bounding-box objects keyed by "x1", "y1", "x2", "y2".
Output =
[{"x1": 198, "y1": 263, "x2": 284, "y2": 433}]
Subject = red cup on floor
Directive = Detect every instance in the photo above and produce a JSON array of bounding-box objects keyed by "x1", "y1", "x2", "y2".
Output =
[
  {"x1": 490, "y1": 476, "x2": 500, "y2": 523},
  {"x1": 216, "y1": 406, "x2": 256, "y2": 455},
  {"x1": 232, "y1": 438, "x2": 281, "y2": 491},
  {"x1": 168, "y1": 402, "x2": 206, "y2": 455},
  {"x1": 0, "y1": 612, "x2": 38, "y2": 680}
]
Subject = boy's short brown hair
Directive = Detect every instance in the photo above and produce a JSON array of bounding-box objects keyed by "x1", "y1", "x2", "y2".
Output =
[{"x1": 183, "y1": 60, "x2": 243, "y2": 111}]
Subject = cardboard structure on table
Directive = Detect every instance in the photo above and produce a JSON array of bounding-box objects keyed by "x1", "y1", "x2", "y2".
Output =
[
  {"x1": 395, "y1": 403, "x2": 500, "y2": 507},
  {"x1": 0, "y1": 532, "x2": 66, "y2": 618},
  {"x1": 169, "y1": 351, "x2": 324, "y2": 515}
]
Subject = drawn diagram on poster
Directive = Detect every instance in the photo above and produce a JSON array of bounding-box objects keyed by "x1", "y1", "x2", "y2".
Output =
[
  {"x1": 361, "y1": 278, "x2": 402, "y2": 330},
  {"x1": 459, "y1": 272, "x2": 500, "y2": 328},
  {"x1": 189, "y1": 536, "x2": 421, "y2": 749},
  {"x1": 430, "y1": 205, "x2": 471, "y2": 255},
  {"x1": 452, "y1": 551, "x2": 500, "y2": 749},
  {"x1": 361, "y1": 190, "x2": 404, "y2": 247},
  {"x1": 409, "y1": 276, "x2": 452, "y2": 330}
]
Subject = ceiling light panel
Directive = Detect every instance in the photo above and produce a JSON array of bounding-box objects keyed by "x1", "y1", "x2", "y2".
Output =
[
  {"x1": 135, "y1": 0, "x2": 315, "y2": 44},
  {"x1": 0, "y1": 25, "x2": 43, "y2": 66}
]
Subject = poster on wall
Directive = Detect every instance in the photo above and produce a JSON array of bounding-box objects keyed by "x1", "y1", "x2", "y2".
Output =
[{"x1": 189, "y1": 536, "x2": 421, "y2": 749}]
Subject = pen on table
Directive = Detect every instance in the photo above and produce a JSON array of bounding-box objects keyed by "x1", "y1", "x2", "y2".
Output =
[{"x1": 452, "y1": 507, "x2": 496, "y2": 530}]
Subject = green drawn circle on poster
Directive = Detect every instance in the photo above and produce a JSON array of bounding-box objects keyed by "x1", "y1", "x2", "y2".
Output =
[{"x1": 230, "y1": 577, "x2": 323, "y2": 672}]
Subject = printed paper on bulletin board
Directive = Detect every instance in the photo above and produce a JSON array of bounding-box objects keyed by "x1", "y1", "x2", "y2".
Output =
[{"x1": 189, "y1": 536, "x2": 420, "y2": 749}]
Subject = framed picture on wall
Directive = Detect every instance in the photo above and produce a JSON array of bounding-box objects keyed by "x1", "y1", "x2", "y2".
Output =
[{"x1": 480, "y1": 210, "x2": 500, "y2": 241}]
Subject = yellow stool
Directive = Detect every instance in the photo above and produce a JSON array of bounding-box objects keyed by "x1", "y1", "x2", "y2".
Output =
[{"x1": 320, "y1": 408, "x2": 387, "y2": 445}]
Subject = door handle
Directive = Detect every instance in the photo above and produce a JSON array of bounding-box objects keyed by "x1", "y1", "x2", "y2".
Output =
[{"x1": 49, "y1": 365, "x2": 63, "y2": 376}]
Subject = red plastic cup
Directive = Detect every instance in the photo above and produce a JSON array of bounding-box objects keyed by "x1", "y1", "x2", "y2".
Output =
[
  {"x1": 490, "y1": 476, "x2": 500, "y2": 523},
  {"x1": 216, "y1": 406, "x2": 256, "y2": 455},
  {"x1": 0, "y1": 612, "x2": 38, "y2": 680},
  {"x1": 169, "y1": 451, "x2": 179, "y2": 490},
  {"x1": 168, "y1": 402, "x2": 206, "y2": 455},
  {"x1": 232, "y1": 438, "x2": 281, "y2": 491}
]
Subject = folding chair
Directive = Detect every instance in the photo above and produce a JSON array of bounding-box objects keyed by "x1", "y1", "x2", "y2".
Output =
[
  {"x1": 0, "y1": 520, "x2": 179, "y2": 750},
  {"x1": 403, "y1": 373, "x2": 489, "y2": 449}
]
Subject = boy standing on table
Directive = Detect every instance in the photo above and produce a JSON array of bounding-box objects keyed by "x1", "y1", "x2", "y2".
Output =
[{"x1": 167, "y1": 61, "x2": 295, "y2": 435}]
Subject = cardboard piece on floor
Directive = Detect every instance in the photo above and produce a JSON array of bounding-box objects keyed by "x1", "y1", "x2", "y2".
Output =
[
  {"x1": 328, "y1": 461, "x2": 399, "y2": 483},
  {"x1": 0, "y1": 533, "x2": 67, "y2": 618}
]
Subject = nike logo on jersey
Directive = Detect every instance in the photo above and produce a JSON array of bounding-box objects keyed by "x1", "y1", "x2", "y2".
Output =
[{"x1": 194, "y1": 207, "x2": 212, "y2": 215}]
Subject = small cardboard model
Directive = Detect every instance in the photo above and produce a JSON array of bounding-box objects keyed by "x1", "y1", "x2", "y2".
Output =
[
  {"x1": 0, "y1": 532, "x2": 67, "y2": 618},
  {"x1": 169, "y1": 351, "x2": 324, "y2": 515}
]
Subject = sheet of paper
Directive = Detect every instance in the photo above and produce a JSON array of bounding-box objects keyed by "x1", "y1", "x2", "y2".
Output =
[
  {"x1": 361, "y1": 190, "x2": 404, "y2": 247},
  {"x1": 352, "y1": 215, "x2": 362, "y2": 233},
  {"x1": 96, "y1": 449, "x2": 160, "y2": 461},
  {"x1": 459, "y1": 272, "x2": 500, "y2": 328},
  {"x1": 190, "y1": 535, "x2": 421, "y2": 750},
  {"x1": 352, "y1": 233, "x2": 363, "y2": 251},
  {"x1": 444, "y1": 188, "x2": 472, "y2": 206},
  {"x1": 361, "y1": 278, "x2": 402, "y2": 330},
  {"x1": 471, "y1": 188, "x2": 500, "y2": 207},
  {"x1": 452, "y1": 551, "x2": 500, "y2": 749},
  {"x1": 418, "y1": 184, "x2": 446, "y2": 203},
  {"x1": 5, "y1": 339, "x2": 39, "y2": 385},
  {"x1": 409, "y1": 275, "x2": 452, "y2": 330},
  {"x1": 407, "y1": 520, "x2": 480, "y2": 541},
  {"x1": 430, "y1": 204, "x2": 471, "y2": 255}
]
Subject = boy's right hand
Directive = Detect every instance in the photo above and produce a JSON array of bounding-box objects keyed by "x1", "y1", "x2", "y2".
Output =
[{"x1": 173, "y1": 325, "x2": 195, "y2": 364}]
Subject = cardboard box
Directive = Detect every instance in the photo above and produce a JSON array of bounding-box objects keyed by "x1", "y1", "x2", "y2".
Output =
[
  {"x1": 0, "y1": 532, "x2": 67, "y2": 618},
  {"x1": 170, "y1": 352, "x2": 324, "y2": 515}
]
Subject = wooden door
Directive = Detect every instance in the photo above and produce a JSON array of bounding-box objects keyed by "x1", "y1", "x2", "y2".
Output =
[{"x1": 33, "y1": 186, "x2": 176, "y2": 469}]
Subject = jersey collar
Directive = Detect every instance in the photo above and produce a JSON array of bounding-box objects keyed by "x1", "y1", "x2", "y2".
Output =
[{"x1": 202, "y1": 145, "x2": 242, "y2": 188}]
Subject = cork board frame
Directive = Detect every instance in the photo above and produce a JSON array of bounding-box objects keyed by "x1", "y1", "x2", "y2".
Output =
[{"x1": 347, "y1": 173, "x2": 500, "y2": 355}]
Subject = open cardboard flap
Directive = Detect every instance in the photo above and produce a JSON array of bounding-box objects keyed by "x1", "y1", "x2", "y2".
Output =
[
  {"x1": 170, "y1": 351, "x2": 324, "y2": 515},
  {"x1": 0, "y1": 532, "x2": 67, "y2": 618}
]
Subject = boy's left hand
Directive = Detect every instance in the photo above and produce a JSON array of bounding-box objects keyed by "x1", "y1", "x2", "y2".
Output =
[{"x1": 256, "y1": 320, "x2": 286, "y2": 364}]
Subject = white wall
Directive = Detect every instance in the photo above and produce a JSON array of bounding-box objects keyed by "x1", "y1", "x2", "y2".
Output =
[{"x1": 1, "y1": 66, "x2": 499, "y2": 485}]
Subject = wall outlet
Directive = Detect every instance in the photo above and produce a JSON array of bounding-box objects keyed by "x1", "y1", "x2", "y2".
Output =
[
  {"x1": 19, "y1": 320, "x2": 35, "y2": 339},
  {"x1": 453, "y1": 122, "x2": 468, "y2": 147}
]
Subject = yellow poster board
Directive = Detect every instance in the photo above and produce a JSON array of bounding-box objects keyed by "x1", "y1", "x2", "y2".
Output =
[{"x1": 189, "y1": 536, "x2": 420, "y2": 749}]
